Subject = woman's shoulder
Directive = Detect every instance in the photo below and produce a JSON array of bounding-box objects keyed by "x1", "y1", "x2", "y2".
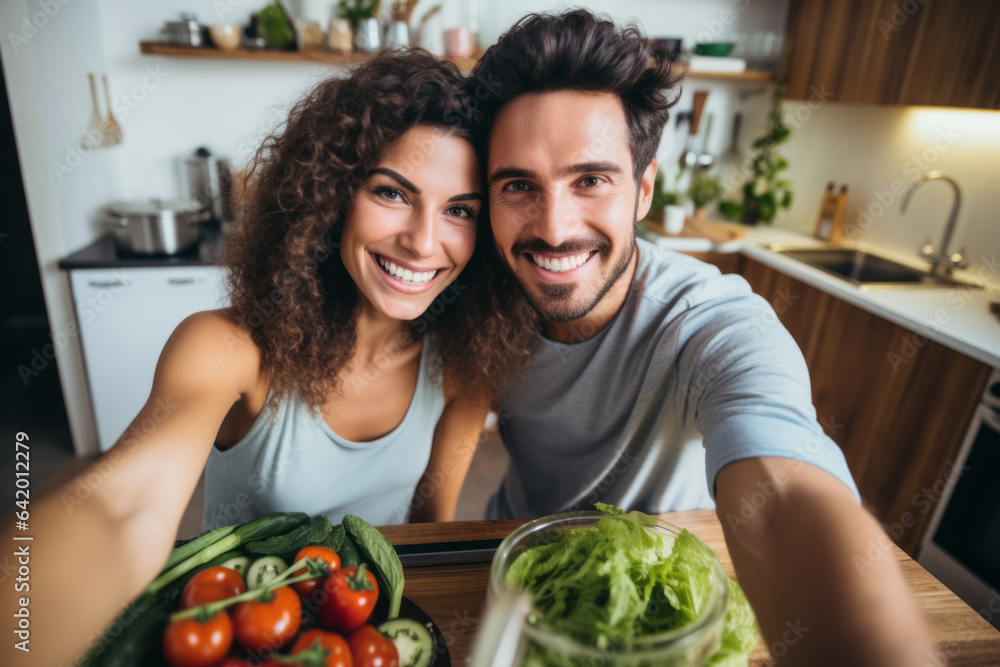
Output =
[{"x1": 160, "y1": 309, "x2": 264, "y2": 386}]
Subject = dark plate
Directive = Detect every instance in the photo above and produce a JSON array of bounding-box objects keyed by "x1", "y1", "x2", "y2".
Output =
[{"x1": 371, "y1": 595, "x2": 452, "y2": 667}]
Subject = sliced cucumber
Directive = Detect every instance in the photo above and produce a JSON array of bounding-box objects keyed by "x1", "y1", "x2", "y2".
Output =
[
  {"x1": 246, "y1": 556, "x2": 287, "y2": 590},
  {"x1": 220, "y1": 556, "x2": 250, "y2": 578},
  {"x1": 378, "y1": 618, "x2": 433, "y2": 667}
]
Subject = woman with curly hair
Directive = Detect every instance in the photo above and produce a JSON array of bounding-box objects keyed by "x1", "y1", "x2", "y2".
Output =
[{"x1": 6, "y1": 50, "x2": 535, "y2": 665}]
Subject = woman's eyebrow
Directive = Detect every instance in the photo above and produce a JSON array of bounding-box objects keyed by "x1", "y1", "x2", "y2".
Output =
[
  {"x1": 370, "y1": 167, "x2": 420, "y2": 194},
  {"x1": 447, "y1": 192, "x2": 482, "y2": 202}
]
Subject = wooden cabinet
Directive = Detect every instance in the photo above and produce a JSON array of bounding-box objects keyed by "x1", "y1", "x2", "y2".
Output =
[
  {"x1": 739, "y1": 256, "x2": 990, "y2": 554},
  {"x1": 783, "y1": 0, "x2": 1000, "y2": 109},
  {"x1": 678, "y1": 251, "x2": 742, "y2": 275}
]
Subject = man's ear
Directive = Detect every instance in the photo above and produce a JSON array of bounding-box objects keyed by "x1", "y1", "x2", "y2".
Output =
[{"x1": 636, "y1": 159, "x2": 657, "y2": 221}]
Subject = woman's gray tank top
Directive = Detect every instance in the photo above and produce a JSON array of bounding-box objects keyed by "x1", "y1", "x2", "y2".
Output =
[{"x1": 202, "y1": 337, "x2": 444, "y2": 530}]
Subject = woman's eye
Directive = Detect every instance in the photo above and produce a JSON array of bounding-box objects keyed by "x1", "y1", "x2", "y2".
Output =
[
  {"x1": 373, "y1": 186, "x2": 403, "y2": 202},
  {"x1": 581, "y1": 176, "x2": 604, "y2": 188},
  {"x1": 504, "y1": 181, "x2": 532, "y2": 193},
  {"x1": 446, "y1": 205, "x2": 478, "y2": 220}
]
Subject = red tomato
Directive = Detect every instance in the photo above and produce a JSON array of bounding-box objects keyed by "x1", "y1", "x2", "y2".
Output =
[
  {"x1": 181, "y1": 566, "x2": 247, "y2": 610},
  {"x1": 162, "y1": 611, "x2": 233, "y2": 667},
  {"x1": 219, "y1": 659, "x2": 253, "y2": 667},
  {"x1": 318, "y1": 565, "x2": 379, "y2": 633},
  {"x1": 232, "y1": 585, "x2": 302, "y2": 653},
  {"x1": 291, "y1": 546, "x2": 342, "y2": 596},
  {"x1": 290, "y1": 628, "x2": 354, "y2": 667},
  {"x1": 348, "y1": 625, "x2": 398, "y2": 667}
]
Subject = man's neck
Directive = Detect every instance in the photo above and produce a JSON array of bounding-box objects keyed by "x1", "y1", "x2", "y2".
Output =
[{"x1": 543, "y1": 244, "x2": 639, "y2": 344}]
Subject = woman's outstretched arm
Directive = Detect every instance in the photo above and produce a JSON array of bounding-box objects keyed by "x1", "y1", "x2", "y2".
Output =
[{"x1": 0, "y1": 311, "x2": 256, "y2": 667}]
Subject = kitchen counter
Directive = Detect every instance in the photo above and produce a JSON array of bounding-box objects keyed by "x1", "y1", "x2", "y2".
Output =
[
  {"x1": 380, "y1": 511, "x2": 1000, "y2": 665},
  {"x1": 649, "y1": 226, "x2": 1000, "y2": 370},
  {"x1": 57, "y1": 226, "x2": 227, "y2": 270}
]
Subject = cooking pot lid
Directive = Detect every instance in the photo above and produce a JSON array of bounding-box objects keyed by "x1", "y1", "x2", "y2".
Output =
[{"x1": 108, "y1": 199, "x2": 207, "y2": 217}]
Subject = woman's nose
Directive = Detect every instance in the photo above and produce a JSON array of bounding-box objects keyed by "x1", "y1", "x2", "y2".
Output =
[{"x1": 397, "y1": 208, "x2": 438, "y2": 258}]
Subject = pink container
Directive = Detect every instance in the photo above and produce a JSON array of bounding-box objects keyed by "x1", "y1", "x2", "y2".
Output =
[{"x1": 444, "y1": 26, "x2": 474, "y2": 58}]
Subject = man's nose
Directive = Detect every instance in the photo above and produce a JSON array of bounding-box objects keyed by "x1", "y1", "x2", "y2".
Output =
[
  {"x1": 529, "y1": 191, "x2": 578, "y2": 249},
  {"x1": 398, "y1": 208, "x2": 438, "y2": 258}
]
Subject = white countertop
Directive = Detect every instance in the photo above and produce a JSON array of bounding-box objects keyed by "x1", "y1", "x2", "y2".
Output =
[{"x1": 647, "y1": 226, "x2": 1000, "y2": 370}]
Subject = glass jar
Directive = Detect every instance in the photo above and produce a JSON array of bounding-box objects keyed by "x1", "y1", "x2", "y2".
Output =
[{"x1": 484, "y1": 512, "x2": 730, "y2": 667}]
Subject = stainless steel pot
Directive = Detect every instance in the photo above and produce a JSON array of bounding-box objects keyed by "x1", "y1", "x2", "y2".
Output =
[
  {"x1": 161, "y1": 13, "x2": 203, "y2": 47},
  {"x1": 107, "y1": 199, "x2": 211, "y2": 255}
]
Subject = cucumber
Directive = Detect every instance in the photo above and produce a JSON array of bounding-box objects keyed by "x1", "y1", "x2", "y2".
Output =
[
  {"x1": 246, "y1": 556, "x2": 288, "y2": 590},
  {"x1": 337, "y1": 532, "x2": 362, "y2": 568},
  {"x1": 378, "y1": 618, "x2": 433, "y2": 667},
  {"x1": 220, "y1": 556, "x2": 251, "y2": 578}
]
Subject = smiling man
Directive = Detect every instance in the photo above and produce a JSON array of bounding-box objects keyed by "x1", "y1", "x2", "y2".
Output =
[{"x1": 472, "y1": 10, "x2": 935, "y2": 666}]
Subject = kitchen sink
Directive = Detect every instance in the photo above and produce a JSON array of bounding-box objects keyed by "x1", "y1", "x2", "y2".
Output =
[{"x1": 765, "y1": 246, "x2": 982, "y2": 290}]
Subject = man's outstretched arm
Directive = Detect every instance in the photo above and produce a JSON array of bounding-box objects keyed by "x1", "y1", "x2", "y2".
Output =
[{"x1": 716, "y1": 456, "x2": 936, "y2": 667}]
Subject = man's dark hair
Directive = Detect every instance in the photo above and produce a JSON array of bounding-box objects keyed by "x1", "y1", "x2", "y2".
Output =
[{"x1": 470, "y1": 9, "x2": 684, "y2": 181}]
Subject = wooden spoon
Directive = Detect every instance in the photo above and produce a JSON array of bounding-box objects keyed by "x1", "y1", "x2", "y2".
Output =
[{"x1": 100, "y1": 75, "x2": 122, "y2": 146}]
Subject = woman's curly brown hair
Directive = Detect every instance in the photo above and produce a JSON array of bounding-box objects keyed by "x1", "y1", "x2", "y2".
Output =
[{"x1": 225, "y1": 49, "x2": 537, "y2": 410}]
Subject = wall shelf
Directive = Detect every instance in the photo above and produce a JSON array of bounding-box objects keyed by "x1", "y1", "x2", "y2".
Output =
[{"x1": 138, "y1": 41, "x2": 774, "y2": 82}]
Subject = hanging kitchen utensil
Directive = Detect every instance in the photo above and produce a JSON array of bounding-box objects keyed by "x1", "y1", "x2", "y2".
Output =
[
  {"x1": 678, "y1": 90, "x2": 708, "y2": 173},
  {"x1": 726, "y1": 112, "x2": 742, "y2": 159},
  {"x1": 695, "y1": 112, "x2": 715, "y2": 171},
  {"x1": 100, "y1": 75, "x2": 122, "y2": 146},
  {"x1": 82, "y1": 73, "x2": 103, "y2": 150}
]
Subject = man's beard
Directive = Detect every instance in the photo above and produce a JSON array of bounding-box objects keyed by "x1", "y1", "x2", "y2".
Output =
[{"x1": 509, "y1": 225, "x2": 636, "y2": 323}]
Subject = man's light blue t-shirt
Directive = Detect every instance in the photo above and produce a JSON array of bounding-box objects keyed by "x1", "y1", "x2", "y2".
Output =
[{"x1": 487, "y1": 238, "x2": 860, "y2": 519}]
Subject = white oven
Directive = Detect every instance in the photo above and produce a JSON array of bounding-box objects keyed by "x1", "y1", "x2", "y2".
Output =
[{"x1": 918, "y1": 368, "x2": 1000, "y2": 631}]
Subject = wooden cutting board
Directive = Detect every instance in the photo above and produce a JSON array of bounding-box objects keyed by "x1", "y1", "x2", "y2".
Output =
[{"x1": 644, "y1": 216, "x2": 747, "y2": 244}]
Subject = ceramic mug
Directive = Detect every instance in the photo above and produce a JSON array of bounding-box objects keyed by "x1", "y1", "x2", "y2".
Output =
[
  {"x1": 664, "y1": 205, "x2": 687, "y2": 234},
  {"x1": 444, "y1": 26, "x2": 474, "y2": 58},
  {"x1": 327, "y1": 18, "x2": 352, "y2": 54},
  {"x1": 355, "y1": 17, "x2": 381, "y2": 52}
]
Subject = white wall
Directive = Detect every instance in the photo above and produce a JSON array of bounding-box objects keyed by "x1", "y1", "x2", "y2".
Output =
[{"x1": 2, "y1": 0, "x2": 116, "y2": 456}]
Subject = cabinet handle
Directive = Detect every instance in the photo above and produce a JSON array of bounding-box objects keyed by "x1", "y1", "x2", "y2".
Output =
[
  {"x1": 87, "y1": 280, "x2": 129, "y2": 287},
  {"x1": 167, "y1": 277, "x2": 204, "y2": 285}
]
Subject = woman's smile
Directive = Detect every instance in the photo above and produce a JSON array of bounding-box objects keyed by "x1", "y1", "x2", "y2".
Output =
[{"x1": 372, "y1": 252, "x2": 444, "y2": 293}]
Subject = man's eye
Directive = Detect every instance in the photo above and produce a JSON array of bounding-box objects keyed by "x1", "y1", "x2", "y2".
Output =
[
  {"x1": 504, "y1": 181, "x2": 532, "y2": 193},
  {"x1": 581, "y1": 176, "x2": 604, "y2": 187}
]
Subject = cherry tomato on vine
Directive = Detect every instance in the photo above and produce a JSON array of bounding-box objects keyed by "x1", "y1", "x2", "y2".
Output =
[
  {"x1": 290, "y1": 628, "x2": 354, "y2": 667},
  {"x1": 162, "y1": 611, "x2": 233, "y2": 667},
  {"x1": 348, "y1": 625, "x2": 398, "y2": 667},
  {"x1": 318, "y1": 565, "x2": 379, "y2": 633},
  {"x1": 180, "y1": 566, "x2": 247, "y2": 610},
  {"x1": 232, "y1": 585, "x2": 302, "y2": 653},
  {"x1": 291, "y1": 546, "x2": 342, "y2": 597}
]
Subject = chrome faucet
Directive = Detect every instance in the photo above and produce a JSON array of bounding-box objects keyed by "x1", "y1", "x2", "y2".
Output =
[{"x1": 900, "y1": 171, "x2": 967, "y2": 276}]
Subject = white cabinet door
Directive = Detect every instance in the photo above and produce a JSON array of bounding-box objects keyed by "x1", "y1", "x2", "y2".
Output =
[{"x1": 70, "y1": 266, "x2": 229, "y2": 451}]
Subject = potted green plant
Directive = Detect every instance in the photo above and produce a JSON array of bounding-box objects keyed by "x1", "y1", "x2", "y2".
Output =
[
  {"x1": 687, "y1": 173, "x2": 722, "y2": 220},
  {"x1": 338, "y1": 0, "x2": 380, "y2": 30},
  {"x1": 647, "y1": 169, "x2": 680, "y2": 226},
  {"x1": 719, "y1": 87, "x2": 793, "y2": 225}
]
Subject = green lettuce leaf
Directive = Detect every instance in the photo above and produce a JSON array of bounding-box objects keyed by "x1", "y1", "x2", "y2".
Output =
[{"x1": 506, "y1": 505, "x2": 758, "y2": 664}]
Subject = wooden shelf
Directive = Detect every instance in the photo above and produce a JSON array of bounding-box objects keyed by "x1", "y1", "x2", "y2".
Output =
[
  {"x1": 138, "y1": 41, "x2": 773, "y2": 81},
  {"x1": 138, "y1": 41, "x2": 479, "y2": 70},
  {"x1": 685, "y1": 69, "x2": 773, "y2": 82}
]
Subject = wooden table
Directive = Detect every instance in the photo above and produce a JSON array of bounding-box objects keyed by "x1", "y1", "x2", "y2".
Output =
[{"x1": 379, "y1": 510, "x2": 1000, "y2": 666}]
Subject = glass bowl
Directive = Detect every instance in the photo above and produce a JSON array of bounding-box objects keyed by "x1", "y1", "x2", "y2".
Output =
[{"x1": 488, "y1": 512, "x2": 729, "y2": 667}]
